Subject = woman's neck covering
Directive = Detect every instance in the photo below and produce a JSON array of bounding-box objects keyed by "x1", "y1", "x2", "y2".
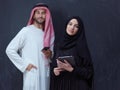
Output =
[
  {"x1": 59, "y1": 16, "x2": 93, "y2": 88},
  {"x1": 27, "y1": 3, "x2": 54, "y2": 48},
  {"x1": 60, "y1": 16, "x2": 91, "y2": 59},
  {"x1": 60, "y1": 16, "x2": 83, "y2": 50}
]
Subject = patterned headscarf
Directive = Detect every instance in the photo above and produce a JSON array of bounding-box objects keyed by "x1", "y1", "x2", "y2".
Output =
[{"x1": 27, "y1": 3, "x2": 54, "y2": 48}]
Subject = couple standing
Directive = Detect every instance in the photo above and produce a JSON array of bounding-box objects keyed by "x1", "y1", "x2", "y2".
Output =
[{"x1": 6, "y1": 3, "x2": 94, "y2": 90}]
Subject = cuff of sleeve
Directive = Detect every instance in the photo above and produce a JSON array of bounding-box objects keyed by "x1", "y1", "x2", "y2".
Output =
[
  {"x1": 72, "y1": 66, "x2": 78, "y2": 73},
  {"x1": 20, "y1": 60, "x2": 30, "y2": 73}
]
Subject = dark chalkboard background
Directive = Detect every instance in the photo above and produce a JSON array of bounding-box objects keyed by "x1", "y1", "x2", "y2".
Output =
[{"x1": 0, "y1": 0, "x2": 120, "y2": 90}]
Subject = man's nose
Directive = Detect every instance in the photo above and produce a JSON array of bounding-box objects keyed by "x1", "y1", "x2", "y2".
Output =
[{"x1": 39, "y1": 14, "x2": 42, "y2": 17}]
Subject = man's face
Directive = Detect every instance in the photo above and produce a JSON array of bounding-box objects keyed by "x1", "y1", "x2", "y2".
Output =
[{"x1": 33, "y1": 9, "x2": 46, "y2": 24}]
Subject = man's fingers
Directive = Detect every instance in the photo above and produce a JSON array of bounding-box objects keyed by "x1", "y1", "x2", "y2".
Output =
[
  {"x1": 32, "y1": 65, "x2": 37, "y2": 69},
  {"x1": 26, "y1": 64, "x2": 37, "y2": 71},
  {"x1": 42, "y1": 49, "x2": 52, "y2": 58}
]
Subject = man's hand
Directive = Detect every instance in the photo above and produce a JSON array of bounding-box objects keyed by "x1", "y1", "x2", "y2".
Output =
[
  {"x1": 42, "y1": 49, "x2": 52, "y2": 58},
  {"x1": 26, "y1": 64, "x2": 37, "y2": 71}
]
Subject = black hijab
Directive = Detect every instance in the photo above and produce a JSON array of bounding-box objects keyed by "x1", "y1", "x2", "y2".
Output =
[
  {"x1": 59, "y1": 16, "x2": 93, "y2": 88},
  {"x1": 59, "y1": 16, "x2": 82, "y2": 50},
  {"x1": 59, "y1": 16, "x2": 91, "y2": 62},
  {"x1": 59, "y1": 16, "x2": 90, "y2": 59}
]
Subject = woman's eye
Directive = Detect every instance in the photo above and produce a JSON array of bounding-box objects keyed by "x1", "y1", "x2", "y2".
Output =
[
  {"x1": 68, "y1": 23, "x2": 72, "y2": 26},
  {"x1": 75, "y1": 25, "x2": 79, "y2": 28}
]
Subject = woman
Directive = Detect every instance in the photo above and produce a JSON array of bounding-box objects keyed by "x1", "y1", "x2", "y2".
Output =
[{"x1": 50, "y1": 16, "x2": 94, "y2": 90}]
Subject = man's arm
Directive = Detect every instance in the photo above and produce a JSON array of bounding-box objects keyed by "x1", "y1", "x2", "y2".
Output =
[{"x1": 6, "y1": 28, "x2": 29, "y2": 73}]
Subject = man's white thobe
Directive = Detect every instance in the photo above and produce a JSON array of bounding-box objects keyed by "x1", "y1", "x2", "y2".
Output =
[{"x1": 6, "y1": 25, "x2": 54, "y2": 90}]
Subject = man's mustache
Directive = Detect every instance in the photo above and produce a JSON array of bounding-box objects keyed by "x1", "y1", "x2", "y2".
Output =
[{"x1": 37, "y1": 17, "x2": 44, "y2": 19}]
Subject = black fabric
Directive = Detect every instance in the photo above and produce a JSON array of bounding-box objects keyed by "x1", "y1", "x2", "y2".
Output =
[
  {"x1": 32, "y1": 3, "x2": 48, "y2": 9},
  {"x1": 59, "y1": 16, "x2": 82, "y2": 50},
  {"x1": 50, "y1": 16, "x2": 94, "y2": 90}
]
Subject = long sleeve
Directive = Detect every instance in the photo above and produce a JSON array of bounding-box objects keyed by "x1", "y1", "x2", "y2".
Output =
[
  {"x1": 72, "y1": 58, "x2": 94, "y2": 80},
  {"x1": 6, "y1": 28, "x2": 29, "y2": 73}
]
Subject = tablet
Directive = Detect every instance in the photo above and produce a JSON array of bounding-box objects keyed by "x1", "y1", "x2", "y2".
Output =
[{"x1": 57, "y1": 56, "x2": 75, "y2": 66}]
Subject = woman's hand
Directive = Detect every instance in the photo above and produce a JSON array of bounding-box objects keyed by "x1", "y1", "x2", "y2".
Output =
[
  {"x1": 57, "y1": 60, "x2": 74, "y2": 72},
  {"x1": 26, "y1": 64, "x2": 37, "y2": 71},
  {"x1": 54, "y1": 67, "x2": 63, "y2": 76}
]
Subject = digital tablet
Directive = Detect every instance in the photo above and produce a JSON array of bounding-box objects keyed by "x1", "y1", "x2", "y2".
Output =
[{"x1": 57, "y1": 56, "x2": 75, "y2": 66}]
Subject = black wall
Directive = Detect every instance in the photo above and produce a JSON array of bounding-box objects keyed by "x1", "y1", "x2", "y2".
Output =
[{"x1": 0, "y1": 0, "x2": 120, "y2": 90}]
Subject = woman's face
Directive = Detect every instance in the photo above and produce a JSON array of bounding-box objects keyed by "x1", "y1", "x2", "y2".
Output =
[{"x1": 66, "y1": 19, "x2": 79, "y2": 36}]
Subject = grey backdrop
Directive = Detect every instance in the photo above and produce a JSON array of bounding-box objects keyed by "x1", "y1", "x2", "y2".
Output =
[{"x1": 0, "y1": 0, "x2": 120, "y2": 90}]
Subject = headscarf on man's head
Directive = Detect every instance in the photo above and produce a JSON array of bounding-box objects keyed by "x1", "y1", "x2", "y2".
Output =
[{"x1": 27, "y1": 3, "x2": 54, "y2": 48}]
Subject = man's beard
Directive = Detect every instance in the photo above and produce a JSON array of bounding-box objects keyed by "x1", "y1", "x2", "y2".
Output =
[{"x1": 33, "y1": 17, "x2": 45, "y2": 25}]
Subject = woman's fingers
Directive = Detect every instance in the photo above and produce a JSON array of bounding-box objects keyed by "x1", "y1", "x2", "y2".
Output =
[
  {"x1": 64, "y1": 60, "x2": 69, "y2": 64},
  {"x1": 54, "y1": 67, "x2": 63, "y2": 76}
]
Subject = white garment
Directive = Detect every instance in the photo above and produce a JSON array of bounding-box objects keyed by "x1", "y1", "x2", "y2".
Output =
[{"x1": 6, "y1": 25, "x2": 54, "y2": 90}]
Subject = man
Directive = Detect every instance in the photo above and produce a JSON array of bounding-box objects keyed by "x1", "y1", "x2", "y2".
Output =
[{"x1": 6, "y1": 3, "x2": 54, "y2": 90}]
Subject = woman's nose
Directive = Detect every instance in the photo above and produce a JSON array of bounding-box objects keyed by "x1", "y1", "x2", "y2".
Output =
[{"x1": 70, "y1": 25, "x2": 74, "y2": 30}]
